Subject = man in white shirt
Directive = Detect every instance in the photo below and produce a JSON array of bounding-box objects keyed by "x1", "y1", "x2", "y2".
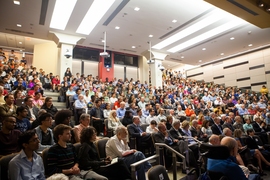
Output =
[
  {"x1": 145, "y1": 108, "x2": 158, "y2": 124},
  {"x1": 157, "y1": 108, "x2": 166, "y2": 123},
  {"x1": 106, "y1": 126, "x2": 151, "y2": 180},
  {"x1": 137, "y1": 97, "x2": 146, "y2": 110}
]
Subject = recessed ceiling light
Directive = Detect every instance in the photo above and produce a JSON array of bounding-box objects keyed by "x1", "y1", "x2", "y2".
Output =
[
  {"x1": 149, "y1": 34, "x2": 153, "y2": 37},
  {"x1": 20, "y1": 49, "x2": 23, "y2": 52},
  {"x1": 101, "y1": 40, "x2": 105, "y2": 43},
  {"x1": 115, "y1": 26, "x2": 120, "y2": 29},
  {"x1": 220, "y1": 53, "x2": 224, "y2": 55},
  {"x1": 199, "y1": 60, "x2": 202, "y2": 62},
  {"x1": 50, "y1": 0, "x2": 77, "y2": 30},
  {"x1": 17, "y1": 24, "x2": 22, "y2": 27},
  {"x1": 202, "y1": 48, "x2": 206, "y2": 51},
  {"x1": 258, "y1": 3, "x2": 264, "y2": 7},
  {"x1": 134, "y1": 7, "x2": 140, "y2": 11},
  {"x1": 181, "y1": 56, "x2": 184, "y2": 59},
  {"x1": 230, "y1": 37, "x2": 235, "y2": 40},
  {"x1": 19, "y1": 42, "x2": 22, "y2": 44},
  {"x1": 76, "y1": 0, "x2": 115, "y2": 35},
  {"x1": 172, "y1": 19, "x2": 177, "y2": 23},
  {"x1": 14, "y1": 0, "x2": 20, "y2": 5},
  {"x1": 131, "y1": 46, "x2": 136, "y2": 48},
  {"x1": 248, "y1": 44, "x2": 253, "y2": 47}
]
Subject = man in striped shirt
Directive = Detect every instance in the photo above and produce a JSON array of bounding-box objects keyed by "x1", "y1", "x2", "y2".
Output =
[{"x1": 47, "y1": 124, "x2": 107, "y2": 180}]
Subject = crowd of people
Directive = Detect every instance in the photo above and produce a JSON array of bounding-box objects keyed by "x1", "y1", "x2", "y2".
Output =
[{"x1": 0, "y1": 48, "x2": 270, "y2": 180}]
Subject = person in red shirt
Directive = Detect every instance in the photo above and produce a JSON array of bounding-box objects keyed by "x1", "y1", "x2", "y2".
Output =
[{"x1": 52, "y1": 75, "x2": 60, "y2": 92}]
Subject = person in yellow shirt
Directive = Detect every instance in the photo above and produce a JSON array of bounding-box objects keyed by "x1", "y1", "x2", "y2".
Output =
[{"x1": 260, "y1": 85, "x2": 269, "y2": 97}]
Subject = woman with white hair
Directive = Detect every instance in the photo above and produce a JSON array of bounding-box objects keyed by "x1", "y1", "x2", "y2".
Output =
[{"x1": 108, "y1": 110, "x2": 122, "y2": 134}]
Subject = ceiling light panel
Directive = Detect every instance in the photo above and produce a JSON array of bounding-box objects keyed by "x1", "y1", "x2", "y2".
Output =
[
  {"x1": 152, "y1": 9, "x2": 227, "y2": 50},
  {"x1": 168, "y1": 18, "x2": 246, "y2": 53},
  {"x1": 50, "y1": 0, "x2": 77, "y2": 30},
  {"x1": 76, "y1": 0, "x2": 115, "y2": 35},
  {"x1": 17, "y1": 24, "x2": 22, "y2": 27},
  {"x1": 134, "y1": 7, "x2": 140, "y2": 11},
  {"x1": 14, "y1": 1, "x2": 20, "y2": 5}
]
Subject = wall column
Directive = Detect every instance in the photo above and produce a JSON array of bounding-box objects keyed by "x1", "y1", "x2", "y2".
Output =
[{"x1": 98, "y1": 51, "x2": 114, "y2": 82}]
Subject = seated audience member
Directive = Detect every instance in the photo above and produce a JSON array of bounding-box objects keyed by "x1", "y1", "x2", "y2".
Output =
[
  {"x1": 222, "y1": 116, "x2": 235, "y2": 132},
  {"x1": 145, "y1": 108, "x2": 158, "y2": 124},
  {"x1": 41, "y1": 97, "x2": 58, "y2": 117},
  {"x1": 127, "y1": 116, "x2": 155, "y2": 153},
  {"x1": 252, "y1": 117, "x2": 268, "y2": 144},
  {"x1": 121, "y1": 110, "x2": 133, "y2": 127},
  {"x1": 0, "y1": 86, "x2": 5, "y2": 105},
  {"x1": 74, "y1": 94, "x2": 87, "y2": 109},
  {"x1": 169, "y1": 120, "x2": 184, "y2": 140},
  {"x1": 78, "y1": 127, "x2": 131, "y2": 180},
  {"x1": 201, "y1": 119, "x2": 212, "y2": 137},
  {"x1": 73, "y1": 113, "x2": 90, "y2": 143},
  {"x1": 54, "y1": 109, "x2": 73, "y2": 126},
  {"x1": 233, "y1": 115, "x2": 245, "y2": 132},
  {"x1": 90, "y1": 99, "x2": 104, "y2": 136},
  {"x1": 51, "y1": 75, "x2": 60, "y2": 92},
  {"x1": 234, "y1": 129, "x2": 269, "y2": 174},
  {"x1": 146, "y1": 120, "x2": 158, "y2": 133},
  {"x1": 32, "y1": 92, "x2": 44, "y2": 108},
  {"x1": 243, "y1": 118, "x2": 254, "y2": 133},
  {"x1": 211, "y1": 117, "x2": 223, "y2": 135},
  {"x1": 15, "y1": 106, "x2": 31, "y2": 132},
  {"x1": 166, "y1": 115, "x2": 173, "y2": 130},
  {"x1": 34, "y1": 113, "x2": 54, "y2": 152},
  {"x1": 0, "y1": 116, "x2": 21, "y2": 157},
  {"x1": 175, "y1": 105, "x2": 186, "y2": 121},
  {"x1": 31, "y1": 109, "x2": 47, "y2": 130},
  {"x1": 0, "y1": 94, "x2": 17, "y2": 118},
  {"x1": 23, "y1": 96, "x2": 39, "y2": 122},
  {"x1": 208, "y1": 134, "x2": 220, "y2": 145},
  {"x1": 185, "y1": 105, "x2": 195, "y2": 117},
  {"x1": 103, "y1": 103, "x2": 111, "y2": 119},
  {"x1": 190, "y1": 119, "x2": 207, "y2": 142},
  {"x1": 47, "y1": 124, "x2": 107, "y2": 179},
  {"x1": 9, "y1": 130, "x2": 45, "y2": 180},
  {"x1": 137, "y1": 108, "x2": 146, "y2": 124},
  {"x1": 207, "y1": 136, "x2": 260, "y2": 180},
  {"x1": 108, "y1": 110, "x2": 122, "y2": 134},
  {"x1": 116, "y1": 101, "x2": 126, "y2": 119},
  {"x1": 106, "y1": 126, "x2": 151, "y2": 180},
  {"x1": 157, "y1": 108, "x2": 166, "y2": 123}
]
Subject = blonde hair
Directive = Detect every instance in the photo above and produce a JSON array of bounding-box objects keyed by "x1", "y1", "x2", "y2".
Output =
[{"x1": 109, "y1": 110, "x2": 119, "y2": 122}]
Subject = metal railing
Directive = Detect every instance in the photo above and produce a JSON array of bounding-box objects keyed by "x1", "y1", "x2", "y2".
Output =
[{"x1": 130, "y1": 143, "x2": 187, "y2": 180}]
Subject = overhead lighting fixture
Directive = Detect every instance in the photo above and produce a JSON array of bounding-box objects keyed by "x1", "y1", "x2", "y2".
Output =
[
  {"x1": 220, "y1": 53, "x2": 224, "y2": 55},
  {"x1": 17, "y1": 24, "x2": 22, "y2": 27},
  {"x1": 167, "y1": 18, "x2": 246, "y2": 53},
  {"x1": 19, "y1": 42, "x2": 22, "y2": 44},
  {"x1": 131, "y1": 46, "x2": 136, "y2": 48},
  {"x1": 13, "y1": 1, "x2": 20, "y2": 5},
  {"x1": 50, "y1": 0, "x2": 77, "y2": 30},
  {"x1": 230, "y1": 37, "x2": 235, "y2": 40},
  {"x1": 199, "y1": 60, "x2": 202, "y2": 62},
  {"x1": 134, "y1": 7, "x2": 140, "y2": 11},
  {"x1": 248, "y1": 44, "x2": 253, "y2": 47},
  {"x1": 115, "y1": 26, "x2": 120, "y2": 29},
  {"x1": 76, "y1": 0, "x2": 115, "y2": 35},
  {"x1": 181, "y1": 56, "x2": 184, "y2": 59},
  {"x1": 149, "y1": 34, "x2": 153, "y2": 38},
  {"x1": 101, "y1": 40, "x2": 105, "y2": 43},
  {"x1": 172, "y1": 19, "x2": 177, "y2": 23},
  {"x1": 20, "y1": 49, "x2": 23, "y2": 52},
  {"x1": 202, "y1": 48, "x2": 206, "y2": 51},
  {"x1": 152, "y1": 9, "x2": 227, "y2": 50}
]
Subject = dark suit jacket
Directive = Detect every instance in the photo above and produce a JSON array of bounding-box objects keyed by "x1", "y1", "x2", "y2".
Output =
[
  {"x1": 181, "y1": 103, "x2": 188, "y2": 111},
  {"x1": 153, "y1": 131, "x2": 173, "y2": 146},
  {"x1": 222, "y1": 123, "x2": 235, "y2": 132},
  {"x1": 127, "y1": 123, "x2": 144, "y2": 138},
  {"x1": 252, "y1": 122, "x2": 262, "y2": 133},
  {"x1": 211, "y1": 124, "x2": 223, "y2": 135},
  {"x1": 190, "y1": 126, "x2": 198, "y2": 137},
  {"x1": 168, "y1": 127, "x2": 184, "y2": 141},
  {"x1": 245, "y1": 136, "x2": 259, "y2": 150}
]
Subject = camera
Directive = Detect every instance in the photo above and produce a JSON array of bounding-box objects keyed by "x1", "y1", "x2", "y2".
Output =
[
  {"x1": 159, "y1": 65, "x2": 165, "y2": 71},
  {"x1": 64, "y1": 49, "x2": 72, "y2": 58}
]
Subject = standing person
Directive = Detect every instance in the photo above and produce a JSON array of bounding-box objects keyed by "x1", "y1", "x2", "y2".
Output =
[
  {"x1": 0, "y1": 116, "x2": 21, "y2": 157},
  {"x1": 47, "y1": 124, "x2": 107, "y2": 180},
  {"x1": 78, "y1": 127, "x2": 131, "y2": 180},
  {"x1": 64, "y1": 68, "x2": 72, "y2": 82},
  {"x1": 90, "y1": 99, "x2": 104, "y2": 136},
  {"x1": 106, "y1": 126, "x2": 151, "y2": 180},
  {"x1": 9, "y1": 130, "x2": 45, "y2": 180}
]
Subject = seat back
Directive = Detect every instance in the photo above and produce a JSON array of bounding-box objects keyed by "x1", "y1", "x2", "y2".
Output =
[
  {"x1": 140, "y1": 123, "x2": 149, "y2": 132},
  {"x1": 0, "y1": 153, "x2": 18, "y2": 180},
  {"x1": 41, "y1": 148, "x2": 49, "y2": 176},
  {"x1": 148, "y1": 165, "x2": 170, "y2": 180},
  {"x1": 95, "y1": 138, "x2": 109, "y2": 159},
  {"x1": 104, "y1": 119, "x2": 113, "y2": 137},
  {"x1": 127, "y1": 124, "x2": 136, "y2": 149},
  {"x1": 200, "y1": 143, "x2": 230, "y2": 160}
]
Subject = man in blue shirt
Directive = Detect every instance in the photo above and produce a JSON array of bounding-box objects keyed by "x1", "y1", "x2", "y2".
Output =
[
  {"x1": 15, "y1": 106, "x2": 31, "y2": 132},
  {"x1": 116, "y1": 102, "x2": 126, "y2": 119},
  {"x1": 207, "y1": 137, "x2": 260, "y2": 180},
  {"x1": 9, "y1": 130, "x2": 45, "y2": 180}
]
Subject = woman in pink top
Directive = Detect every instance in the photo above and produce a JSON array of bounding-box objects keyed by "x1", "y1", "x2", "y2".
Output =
[
  {"x1": 73, "y1": 113, "x2": 91, "y2": 143},
  {"x1": 32, "y1": 92, "x2": 44, "y2": 108}
]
